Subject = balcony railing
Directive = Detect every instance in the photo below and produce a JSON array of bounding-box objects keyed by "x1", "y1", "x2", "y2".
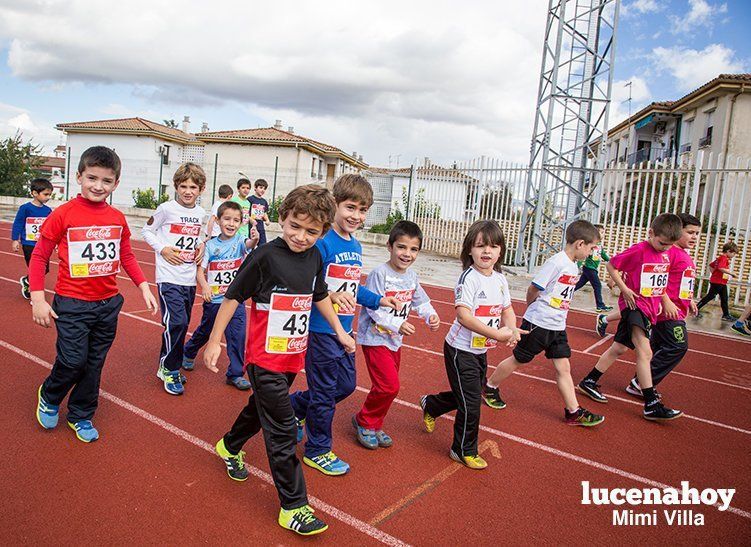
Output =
[
  {"x1": 627, "y1": 147, "x2": 672, "y2": 166},
  {"x1": 698, "y1": 135, "x2": 712, "y2": 148},
  {"x1": 679, "y1": 143, "x2": 692, "y2": 154}
]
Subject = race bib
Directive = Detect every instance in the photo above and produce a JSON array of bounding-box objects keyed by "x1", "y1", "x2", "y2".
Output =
[
  {"x1": 640, "y1": 263, "x2": 669, "y2": 296},
  {"x1": 208, "y1": 257, "x2": 242, "y2": 296},
  {"x1": 325, "y1": 264, "x2": 361, "y2": 316},
  {"x1": 722, "y1": 273, "x2": 730, "y2": 280},
  {"x1": 549, "y1": 273, "x2": 578, "y2": 310},
  {"x1": 591, "y1": 246, "x2": 601, "y2": 262},
  {"x1": 679, "y1": 268, "x2": 695, "y2": 300},
  {"x1": 251, "y1": 203, "x2": 265, "y2": 219},
  {"x1": 67, "y1": 226, "x2": 121, "y2": 278},
  {"x1": 266, "y1": 293, "x2": 312, "y2": 354},
  {"x1": 471, "y1": 304, "x2": 504, "y2": 349},
  {"x1": 166, "y1": 223, "x2": 202, "y2": 262},
  {"x1": 242, "y1": 207, "x2": 250, "y2": 225},
  {"x1": 25, "y1": 217, "x2": 45, "y2": 241}
]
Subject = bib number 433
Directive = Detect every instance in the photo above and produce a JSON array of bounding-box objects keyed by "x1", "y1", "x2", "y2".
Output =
[{"x1": 266, "y1": 294, "x2": 313, "y2": 354}]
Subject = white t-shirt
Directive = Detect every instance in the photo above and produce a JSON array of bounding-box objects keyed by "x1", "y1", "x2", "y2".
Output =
[
  {"x1": 524, "y1": 251, "x2": 579, "y2": 331},
  {"x1": 445, "y1": 267, "x2": 512, "y2": 354},
  {"x1": 142, "y1": 200, "x2": 206, "y2": 286},
  {"x1": 208, "y1": 201, "x2": 222, "y2": 237}
]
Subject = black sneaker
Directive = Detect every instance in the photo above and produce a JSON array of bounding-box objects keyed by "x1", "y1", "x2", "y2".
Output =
[
  {"x1": 643, "y1": 401, "x2": 682, "y2": 421},
  {"x1": 625, "y1": 378, "x2": 643, "y2": 398},
  {"x1": 215, "y1": 438, "x2": 249, "y2": 481},
  {"x1": 20, "y1": 276, "x2": 30, "y2": 299},
  {"x1": 278, "y1": 505, "x2": 328, "y2": 536},
  {"x1": 482, "y1": 385, "x2": 506, "y2": 409},
  {"x1": 595, "y1": 314, "x2": 608, "y2": 337},
  {"x1": 577, "y1": 378, "x2": 608, "y2": 403},
  {"x1": 721, "y1": 315, "x2": 736, "y2": 322}
]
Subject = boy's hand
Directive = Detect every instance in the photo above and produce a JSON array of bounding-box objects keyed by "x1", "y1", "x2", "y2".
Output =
[
  {"x1": 194, "y1": 242, "x2": 205, "y2": 264},
  {"x1": 380, "y1": 296, "x2": 402, "y2": 311},
  {"x1": 32, "y1": 299, "x2": 58, "y2": 328},
  {"x1": 689, "y1": 300, "x2": 699, "y2": 316},
  {"x1": 12, "y1": 240, "x2": 20, "y2": 253},
  {"x1": 139, "y1": 283, "x2": 158, "y2": 315},
  {"x1": 337, "y1": 332, "x2": 356, "y2": 354},
  {"x1": 161, "y1": 247, "x2": 185, "y2": 266},
  {"x1": 203, "y1": 340, "x2": 222, "y2": 373},
  {"x1": 428, "y1": 314, "x2": 440, "y2": 331},
  {"x1": 606, "y1": 278, "x2": 616, "y2": 290},
  {"x1": 398, "y1": 321, "x2": 415, "y2": 336},
  {"x1": 201, "y1": 285, "x2": 213, "y2": 303},
  {"x1": 622, "y1": 287, "x2": 638, "y2": 309},
  {"x1": 499, "y1": 326, "x2": 527, "y2": 348},
  {"x1": 663, "y1": 299, "x2": 679, "y2": 319},
  {"x1": 330, "y1": 291, "x2": 356, "y2": 314}
]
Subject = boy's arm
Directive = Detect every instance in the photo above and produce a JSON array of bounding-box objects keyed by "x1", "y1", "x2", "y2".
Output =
[
  {"x1": 197, "y1": 265, "x2": 212, "y2": 302},
  {"x1": 356, "y1": 285, "x2": 383, "y2": 310},
  {"x1": 526, "y1": 284, "x2": 541, "y2": 306},
  {"x1": 204, "y1": 298, "x2": 240, "y2": 372},
  {"x1": 11, "y1": 205, "x2": 26, "y2": 244},
  {"x1": 314, "y1": 297, "x2": 356, "y2": 353},
  {"x1": 412, "y1": 281, "x2": 437, "y2": 322},
  {"x1": 206, "y1": 214, "x2": 217, "y2": 237},
  {"x1": 142, "y1": 206, "x2": 167, "y2": 253},
  {"x1": 120, "y1": 227, "x2": 158, "y2": 314},
  {"x1": 606, "y1": 262, "x2": 636, "y2": 308},
  {"x1": 363, "y1": 268, "x2": 406, "y2": 333},
  {"x1": 601, "y1": 249, "x2": 610, "y2": 262},
  {"x1": 29, "y1": 236, "x2": 58, "y2": 327}
]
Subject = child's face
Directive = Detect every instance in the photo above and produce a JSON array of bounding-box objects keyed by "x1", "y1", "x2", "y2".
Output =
[
  {"x1": 572, "y1": 239, "x2": 599, "y2": 261},
  {"x1": 175, "y1": 178, "x2": 202, "y2": 207},
  {"x1": 77, "y1": 166, "x2": 119, "y2": 202},
  {"x1": 727, "y1": 250, "x2": 737, "y2": 259},
  {"x1": 238, "y1": 184, "x2": 251, "y2": 199},
  {"x1": 334, "y1": 199, "x2": 369, "y2": 235},
  {"x1": 280, "y1": 211, "x2": 324, "y2": 253},
  {"x1": 677, "y1": 225, "x2": 700, "y2": 249},
  {"x1": 470, "y1": 233, "x2": 501, "y2": 271},
  {"x1": 388, "y1": 235, "x2": 421, "y2": 273},
  {"x1": 254, "y1": 185, "x2": 267, "y2": 197},
  {"x1": 597, "y1": 228, "x2": 605, "y2": 241},
  {"x1": 219, "y1": 209, "x2": 243, "y2": 238},
  {"x1": 32, "y1": 189, "x2": 53, "y2": 204},
  {"x1": 647, "y1": 229, "x2": 676, "y2": 252}
]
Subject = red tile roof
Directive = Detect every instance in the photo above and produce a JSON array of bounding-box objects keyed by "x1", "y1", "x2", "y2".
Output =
[{"x1": 56, "y1": 117, "x2": 197, "y2": 143}]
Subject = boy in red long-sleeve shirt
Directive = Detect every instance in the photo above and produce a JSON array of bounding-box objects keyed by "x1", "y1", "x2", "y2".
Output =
[{"x1": 30, "y1": 146, "x2": 158, "y2": 443}]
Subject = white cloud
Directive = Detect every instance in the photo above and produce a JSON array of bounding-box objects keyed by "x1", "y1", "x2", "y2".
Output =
[
  {"x1": 608, "y1": 77, "x2": 652, "y2": 127},
  {"x1": 0, "y1": 102, "x2": 60, "y2": 152},
  {"x1": 669, "y1": 0, "x2": 728, "y2": 34},
  {"x1": 651, "y1": 44, "x2": 745, "y2": 92},
  {"x1": 622, "y1": 0, "x2": 663, "y2": 17},
  {"x1": 0, "y1": 0, "x2": 548, "y2": 165}
]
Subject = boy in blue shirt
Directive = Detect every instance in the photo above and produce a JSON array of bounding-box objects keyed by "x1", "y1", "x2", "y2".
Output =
[
  {"x1": 289, "y1": 174, "x2": 400, "y2": 476},
  {"x1": 182, "y1": 201, "x2": 258, "y2": 389},
  {"x1": 12, "y1": 177, "x2": 53, "y2": 299},
  {"x1": 249, "y1": 178, "x2": 270, "y2": 246}
]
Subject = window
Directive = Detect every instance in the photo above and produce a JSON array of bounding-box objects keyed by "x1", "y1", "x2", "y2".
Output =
[
  {"x1": 311, "y1": 158, "x2": 316, "y2": 177},
  {"x1": 682, "y1": 119, "x2": 693, "y2": 144}
]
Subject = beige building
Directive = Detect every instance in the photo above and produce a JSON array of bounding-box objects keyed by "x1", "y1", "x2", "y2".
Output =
[
  {"x1": 55, "y1": 117, "x2": 366, "y2": 207},
  {"x1": 600, "y1": 74, "x2": 751, "y2": 167}
]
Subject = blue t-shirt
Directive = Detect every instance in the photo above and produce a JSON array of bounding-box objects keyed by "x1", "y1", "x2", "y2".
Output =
[
  {"x1": 309, "y1": 229, "x2": 382, "y2": 334},
  {"x1": 12, "y1": 201, "x2": 53, "y2": 246},
  {"x1": 201, "y1": 234, "x2": 249, "y2": 304},
  {"x1": 249, "y1": 195, "x2": 269, "y2": 235}
]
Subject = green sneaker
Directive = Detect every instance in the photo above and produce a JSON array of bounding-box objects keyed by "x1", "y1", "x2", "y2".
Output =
[
  {"x1": 278, "y1": 505, "x2": 328, "y2": 536},
  {"x1": 482, "y1": 385, "x2": 506, "y2": 409},
  {"x1": 565, "y1": 407, "x2": 605, "y2": 427},
  {"x1": 215, "y1": 438, "x2": 249, "y2": 481}
]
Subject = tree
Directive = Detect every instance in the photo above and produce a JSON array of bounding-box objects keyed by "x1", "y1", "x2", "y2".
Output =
[
  {"x1": 0, "y1": 132, "x2": 43, "y2": 196},
  {"x1": 163, "y1": 119, "x2": 178, "y2": 128}
]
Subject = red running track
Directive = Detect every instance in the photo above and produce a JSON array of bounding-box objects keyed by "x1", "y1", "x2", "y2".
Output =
[{"x1": 0, "y1": 222, "x2": 749, "y2": 545}]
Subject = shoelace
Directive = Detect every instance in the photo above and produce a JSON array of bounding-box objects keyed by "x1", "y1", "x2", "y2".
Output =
[
  {"x1": 75, "y1": 421, "x2": 93, "y2": 431},
  {"x1": 295, "y1": 507, "x2": 317, "y2": 525},
  {"x1": 231, "y1": 450, "x2": 246, "y2": 466}
]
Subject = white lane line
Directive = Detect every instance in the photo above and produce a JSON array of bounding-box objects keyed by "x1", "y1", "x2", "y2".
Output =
[
  {"x1": 0, "y1": 339, "x2": 409, "y2": 546},
  {"x1": 583, "y1": 334, "x2": 614, "y2": 354}
]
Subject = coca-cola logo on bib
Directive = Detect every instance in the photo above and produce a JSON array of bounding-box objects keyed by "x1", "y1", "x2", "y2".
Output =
[
  {"x1": 489, "y1": 304, "x2": 503, "y2": 316},
  {"x1": 392, "y1": 290, "x2": 413, "y2": 303},
  {"x1": 86, "y1": 227, "x2": 113, "y2": 240},
  {"x1": 287, "y1": 337, "x2": 307, "y2": 351},
  {"x1": 292, "y1": 296, "x2": 312, "y2": 310},
  {"x1": 343, "y1": 267, "x2": 360, "y2": 280},
  {"x1": 213, "y1": 260, "x2": 238, "y2": 271},
  {"x1": 176, "y1": 224, "x2": 201, "y2": 235},
  {"x1": 89, "y1": 261, "x2": 116, "y2": 275},
  {"x1": 652, "y1": 263, "x2": 670, "y2": 273}
]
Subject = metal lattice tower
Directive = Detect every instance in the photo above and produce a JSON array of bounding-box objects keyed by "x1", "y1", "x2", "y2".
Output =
[{"x1": 515, "y1": 0, "x2": 620, "y2": 270}]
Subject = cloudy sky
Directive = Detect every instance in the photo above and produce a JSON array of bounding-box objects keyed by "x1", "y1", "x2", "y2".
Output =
[{"x1": 0, "y1": 0, "x2": 748, "y2": 167}]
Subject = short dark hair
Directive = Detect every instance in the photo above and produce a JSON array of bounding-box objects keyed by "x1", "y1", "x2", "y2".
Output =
[
  {"x1": 460, "y1": 220, "x2": 506, "y2": 272},
  {"x1": 722, "y1": 242, "x2": 739, "y2": 253},
  {"x1": 217, "y1": 184, "x2": 234, "y2": 199},
  {"x1": 30, "y1": 177, "x2": 53, "y2": 194},
  {"x1": 237, "y1": 178, "x2": 251, "y2": 189},
  {"x1": 278, "y1": 184, "x2": 336, "y2": 234},
  {"x1": 678, "y1": 213, "x2": 701, "y2": 228},
  {"x1": 566, "y1": 220, "x2": 600, "y2": 244},
  {"x1": 332, "y1": 174, "x2": 374, "y2": 207},
  {"x1": 388, "y1": 220, "x2": 423, "y2": 249},
  {"x1": 217, "y1": 201, "x2": 243, "y2": 219},
  {"x1": 254, "y1": 178, "x2": 268, "y2": 189},
  {"x1": 78, "y1": 146, "x2": 121, "y2": 178},
  {"x1": 651, "y1": 213, "x2": 683, "y2": 241},
  {"x1": 594, "y1": 223, "x2": 605, "y2": 231}
]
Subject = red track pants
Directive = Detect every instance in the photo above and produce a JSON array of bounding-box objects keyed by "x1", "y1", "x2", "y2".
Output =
[{"x1": 355, "y1": 345, "x2": 402, "y2": 430}]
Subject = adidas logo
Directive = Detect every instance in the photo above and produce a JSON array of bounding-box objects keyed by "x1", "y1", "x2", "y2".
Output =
[{"x1": 478, "y1": 291, "x2": 487, "y2": 298}]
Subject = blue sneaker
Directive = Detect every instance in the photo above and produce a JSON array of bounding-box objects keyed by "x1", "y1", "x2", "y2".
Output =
[
  {"x1": 296, "y1": 417, "x2": 305, "y2": 443},
  {"x1": 303, "y1": 451, "x2": 350, "y2": 476},
  {"x1": 162, "y1": 370, "x2": 185, "y2": 395},
  {"x1": 68, "y1": 420, "x2": 99, "y2": 442},
  {"x1": 182, "y1": 356, "x2": 195, "y2": 371},
  {"x1": 226, "y1": 376, "x2": 251, "y2": 390},
  {"x1": 375, "y1": 430, "x2": 393, "y2": 448},
  {"x1": 36, "y1": 385, "x2": 59, "y2": 429},
  {"x1": 157, "y1": 365, "x2": 187, "y2": 387},
  {"x1": 351, "y1": 415, "x2": 378, "y2": 449}
]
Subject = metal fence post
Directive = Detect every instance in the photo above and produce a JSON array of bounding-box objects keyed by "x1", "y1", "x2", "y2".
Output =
[{"x1": 211, "y1": 153, "x2": 218, "y2": 205}]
